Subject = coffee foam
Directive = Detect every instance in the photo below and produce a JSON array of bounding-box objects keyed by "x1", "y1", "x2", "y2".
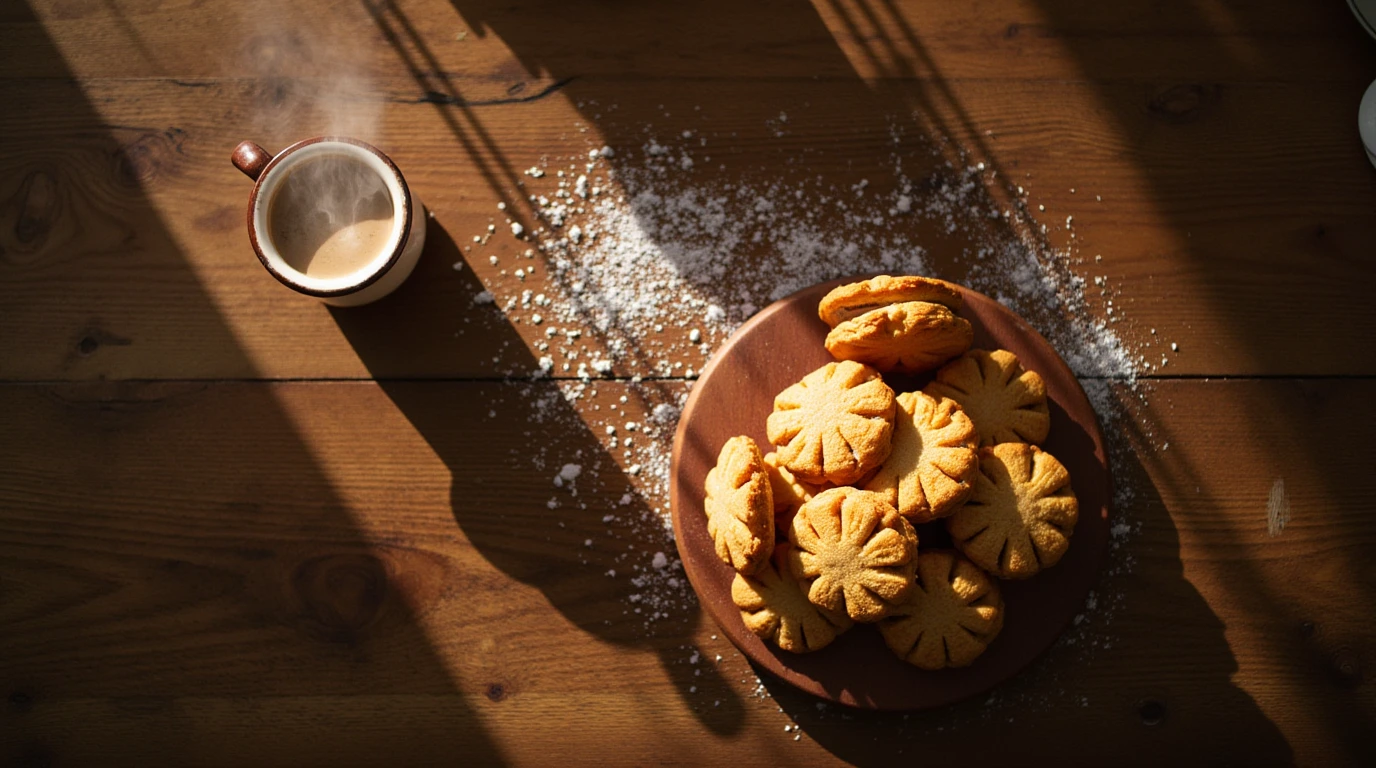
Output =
[{"x1": 268, "y1": 152, "x2": 395, "y2": 280}]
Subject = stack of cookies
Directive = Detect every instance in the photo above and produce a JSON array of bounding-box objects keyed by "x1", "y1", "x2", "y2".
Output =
[{"x1": 703, "y1": 276, "x2": 1079, "y2": 671}]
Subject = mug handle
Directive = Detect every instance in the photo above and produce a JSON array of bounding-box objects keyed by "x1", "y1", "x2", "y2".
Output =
[{"x1": 231, "y1": 141, "x2": 273, "y2": 180}]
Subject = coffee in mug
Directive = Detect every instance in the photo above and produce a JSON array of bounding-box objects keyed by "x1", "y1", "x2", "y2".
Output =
[{"x1": 232, "y1": 137, "x2": 427, "y2": 306}]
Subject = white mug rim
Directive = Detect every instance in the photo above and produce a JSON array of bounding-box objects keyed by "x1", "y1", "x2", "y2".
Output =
[{"x1": 246, "y1": 137, "x2": 413, "y2": 297}]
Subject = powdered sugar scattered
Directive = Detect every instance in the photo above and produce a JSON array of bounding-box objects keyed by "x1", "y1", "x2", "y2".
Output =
[{"x1": 463, "y1": 109, "x2": 1154, "y2": 713}]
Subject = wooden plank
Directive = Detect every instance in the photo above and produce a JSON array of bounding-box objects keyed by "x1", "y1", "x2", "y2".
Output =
[
  {"x1": 4, "y1": 0, "x2": 1373, "y2": 84},
  {"x1": 3, "y1": 76, "x2": 1374, "y2": 381},
  {"x1": 3, "y1": 378, "x2": 1374, "y2": 764},
  {"x1": 5, "y1": 1, "x2": 1374, "y2": 765}
]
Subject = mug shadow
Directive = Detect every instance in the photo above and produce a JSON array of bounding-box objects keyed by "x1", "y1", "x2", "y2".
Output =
[{"x1": 330, "y1": 222, "x2": 749, "y2": 733}]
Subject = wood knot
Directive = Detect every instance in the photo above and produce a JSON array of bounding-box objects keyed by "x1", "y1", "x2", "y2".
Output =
[
  {"x1": 1332, "y1": 648, "x2": 1362, "y2": 686},
  {"x1": 1147, "y1": 84, "x2": 1217, "y2": 124},
  {"x1": 7, "y1": 169, "x2": 59, "y2": 255},
  {"x1": 485, "y1": 682, "x2": 509, "y2": 702},
  {"x1": 1137, "y1": 699, "x2": 1165, "y2": 725},
  {"x1": 255, "y1": 78, "x2": 293, "y2": 109},
  {"x1": 72, "y1": 326, "x2": 132, "y2": 359},
  {"x1": 1004, "y1": 23, "x2": 1020, "y2": 38},
  {"x1": 115, "y1": 129, "x2": 187, "y2": 186},
  {"x1": 291, "y1": 552, "x2": 390, "y2": 644}
]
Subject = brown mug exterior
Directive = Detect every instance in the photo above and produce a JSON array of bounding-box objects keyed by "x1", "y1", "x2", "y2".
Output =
[{"x1": 231, "y1": 141, "x2": 272, "y2": 181}]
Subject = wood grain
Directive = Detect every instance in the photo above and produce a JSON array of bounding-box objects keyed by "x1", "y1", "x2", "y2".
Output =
[
  {"x1": 4, "y1": 0, "x2": 1376, "y2": 764},
  {"x1": 3, "y1": 74, "x2": 1373, "y2": 380},
  {"x1": 2, "y1": 378, "x2": 1373, "y2": 765},
  {"x1": 3, "y1": 0, "x2": 1372, "y2": 84}
]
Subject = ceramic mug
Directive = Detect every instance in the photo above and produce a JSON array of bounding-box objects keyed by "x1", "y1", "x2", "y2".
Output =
[{"x1": 231, "y1": 137, "x2": 427, "y2": 306}]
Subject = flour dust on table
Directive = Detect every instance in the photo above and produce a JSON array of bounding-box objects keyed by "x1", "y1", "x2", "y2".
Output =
[{"x1": 458, "y1": 111, "x2": 1163, "y2": 716}]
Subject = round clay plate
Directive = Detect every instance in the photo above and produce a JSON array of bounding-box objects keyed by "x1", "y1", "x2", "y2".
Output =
[{"x1": 670, "y1": 278, "x2": 1111, "y2": 710}]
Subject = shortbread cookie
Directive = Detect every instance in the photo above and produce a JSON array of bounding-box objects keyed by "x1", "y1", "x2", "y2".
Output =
[
  {"x1": 763, "y1": 451, "x2": 818, "y2": 515},
  {"x1": 787, "y1": 487, "x2": 918, "y2": 622},
  {"x1": 766, "y1": 361, "x2": 896, "y2": 486},
  {"x1": 924, "y1": 349, "x2": 1050, "y2": 446},
  {"x1": 865, "y1": 391, "x2": 978, "y2": 523},
  {"x1": 947, "y1": 443, "x2": 1078, "y2": 579},
  {"x1": 825, "y1": 301, "x2": 974, "y2": 374},
  {"x1": 704, "y1": 436, "x2": 775, "y2": 575},
  {"x1": 732, "y1": 545, "x2": 853, "y2": 653},
  {"x1": 878, "y1": 550, "x2": 1004, "y2": 670},
  {"x1": 818, "y1": 275, "x2": 964, "y2": 327},
  {"x1": 763, "y1": 451, "x2": 821, "y2": 540}
]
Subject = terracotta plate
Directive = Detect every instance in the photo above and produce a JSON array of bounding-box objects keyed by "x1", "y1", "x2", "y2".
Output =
[{"x1": 670, "y1": 279, "x2": 1111, "y2": 710}]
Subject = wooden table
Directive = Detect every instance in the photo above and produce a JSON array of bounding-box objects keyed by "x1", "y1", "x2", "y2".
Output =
[{"x1": 3, "y1": 1, "x2": 1375, "y2": 764}]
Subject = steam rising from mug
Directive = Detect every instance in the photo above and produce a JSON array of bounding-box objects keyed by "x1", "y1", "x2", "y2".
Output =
[
  {"x1": 237, "y1": 9, "x2": 394, "y2": 278},
  {"x1": 232, "y1": 10, "x2": 431, "y2": 305},
  {"x1": 240, "y1": 14, "x2": 383, "y2": 142}
]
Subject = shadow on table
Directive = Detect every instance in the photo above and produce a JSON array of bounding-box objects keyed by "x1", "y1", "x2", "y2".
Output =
[
  {"x1": 350, "y1": 0, "x2": 1308, "y2": 759},
  {"x1": 763, "y1": 434, "x2": 1293, "y2": 765},
  {"x1": 1025, "y1": 0, "x2": 1376, "y2": 762},
  {"x1": 1, "y1": 2, "x2": 503, "y2": 765},
  {"x1": 330, "y1": 222, "x2": 749, "y2": 734}
]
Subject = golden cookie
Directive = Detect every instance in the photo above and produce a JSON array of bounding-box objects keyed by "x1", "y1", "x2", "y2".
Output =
[
  {"x1": 825, "y1": 301, "x2": 974, "y2": 374},
  {"x1": 766, "y1": 361, "x2": 896, "y2": 486},
  {"x1": 732, "y1": 544, "x2": 853, "y2": 653},
  {"x1": 818, "y1": 275, "x2": 964, "y2": 326},
  {"x1": 763, "y1": 451, "x2": 818, "y2": 514},
  {"x1": 787, "y1": 487, "x2": 918, "y2": 622},
  {"x1": 763, "y1": 451, "x2": 822, "y2": 541},
  {"x1": 947, "y1": 443, "x2": 1078, "y2": 579},
  {"x1": 704, "y1": 436, "x2": 775, "y2": 575},
  {"x1": 878, "y1": 550, "x2": 1004, "y2": 670},
  {"x1": 923, "y1": 349, "x2": 1050, "y2": 446},
  {"x1": 864, "y1": 391, "x2": 978, "y2": 523}
]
